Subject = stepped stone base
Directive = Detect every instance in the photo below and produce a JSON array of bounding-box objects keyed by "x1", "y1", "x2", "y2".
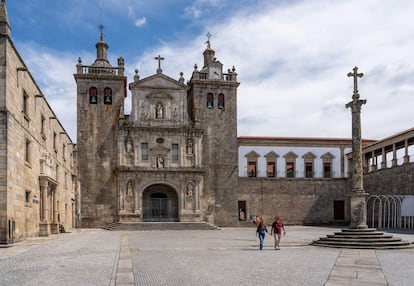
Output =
[
  {"x1": 102, "y1": 222, "x2": 219, "y2": 231},
  {"x1": 312, "y1": 228, "x2": 414, "y2": 249}
]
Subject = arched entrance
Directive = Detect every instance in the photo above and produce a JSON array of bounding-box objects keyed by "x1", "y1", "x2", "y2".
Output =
[{"x1": 142, "y1": 184, "x2": 179, "y2": 222}]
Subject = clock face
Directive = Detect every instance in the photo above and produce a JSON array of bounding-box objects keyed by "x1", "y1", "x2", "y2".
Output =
[{"x1": 209, "y1": 67, "x2": 221, "y2": 79}]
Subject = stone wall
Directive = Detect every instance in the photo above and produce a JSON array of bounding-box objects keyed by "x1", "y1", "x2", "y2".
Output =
[
  {"x1": 0, "y1": 31, "x2": 76, "y2": 243},
  {"x1": 237, "y1": 177, "x2": 349, "y2": 225},
  {"x1": 364, "y1": 162, "x2": 414, "y2": 195}
]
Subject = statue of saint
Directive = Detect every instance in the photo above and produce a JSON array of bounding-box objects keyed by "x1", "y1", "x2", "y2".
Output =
[
  {"x1": 187, "y1": 183, "x2": 194, "y2": 197},
  {"x1": 187, "y1": 138, "x2": 193, "y2": 154},
  {"x1": 157, "y1": 155, "x2": 164, "y2": 168},
  {"x1": 126, "y1": 139, "x2": 133, "y2": 153},
  {"x1": 156, "y1": 103, "x2": 163, "y2": 119}
]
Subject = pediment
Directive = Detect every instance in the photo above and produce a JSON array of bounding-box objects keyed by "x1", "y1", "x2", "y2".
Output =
[
  {"x1": 245, "y1": 151, "x2": 260, "y2": 159},
  {"x1": 264, "y1": 151, "x2": 279, "y2": 159},
  {"x1": 302, "y1": 152, "x2": 317, "y2": 160},
  {"x1": 129, "y1": 73, "x2": 186, "y2": 90},
  {"x1": 321, "y1": 152, "x2": 336, "y2": 160},
  {"x1": 283, "y1": 151, "x2": 298, "y2": 159}
]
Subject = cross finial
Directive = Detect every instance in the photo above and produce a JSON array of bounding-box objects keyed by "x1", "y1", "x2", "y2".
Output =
[
  {"x1": 98, "y1": 24, "x2": 104, "y2": 41},
  {"x1": 206, "y1": 32, "x2": 212, "y2": 48},
  {"x1": 347, "y1": 66, "x2": 364, "y2": 95},
  {"x1": 154, "y1": 55, "x2": 165, "y2": 73}
]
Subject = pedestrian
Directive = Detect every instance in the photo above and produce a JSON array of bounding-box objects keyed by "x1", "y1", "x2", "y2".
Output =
[
  {"x1": 256, "y1": 219, "x2": 268, "y2": 250},
  {"x1": 270, "y1": 216, "x2": 286, "y2": 250}
]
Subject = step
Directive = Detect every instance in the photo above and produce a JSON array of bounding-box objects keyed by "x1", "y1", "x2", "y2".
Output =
[
  {"x1": 103, "y1": 222, "x2": 219, "y2": 231},
  {"x1": 320, "y1": 237, "x2": 403, "y2": 243},
  {"x1": 327, "y1": 234, "x2": 394, "y2": 239},
  {"x1": 334, "y1": 231, "x2": 385, "y2": 236},
  {"x1": 311, "y1": 241, "x2": 414, "y2": 249},
  {"x1": 312, "y1": 240, "x2": 414, "y2": 248}
]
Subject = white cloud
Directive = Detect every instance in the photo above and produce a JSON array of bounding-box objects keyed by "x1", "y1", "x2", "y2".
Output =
[
  {"x1": 135, "y1": 17, "x2": 147, "y2": 27},
  {"x1": 17, "y1": 42, "x2": 94, "y2": 142},
  {"x1": 163, "y1": 0, "x2": 414, "y2": 139},
  {"x1": 14, "y1": 0, "x2": 414, "y2": 143}
]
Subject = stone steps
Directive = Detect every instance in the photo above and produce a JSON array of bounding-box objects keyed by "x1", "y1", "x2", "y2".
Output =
[
  {"x1": 312, "y1": 228, "x2": 414, "y2": 249},
  {"x1": 102, "y1": 222, "x2": 219, "y2": 231}
]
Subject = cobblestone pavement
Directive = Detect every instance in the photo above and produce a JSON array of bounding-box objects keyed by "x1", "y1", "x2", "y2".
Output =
[{"x1": 0, "y1": 226, "x2": 413, "y2": 286}]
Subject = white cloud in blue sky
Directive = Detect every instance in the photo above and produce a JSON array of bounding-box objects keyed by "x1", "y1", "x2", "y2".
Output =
[{"x1": 6, "y1": 0, "x2": 414, "y2": 142}]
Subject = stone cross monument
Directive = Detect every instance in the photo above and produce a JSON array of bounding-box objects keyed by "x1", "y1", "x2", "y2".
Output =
[{"x1": 346, "y1": 66, "x2": 368, "y2": 229}]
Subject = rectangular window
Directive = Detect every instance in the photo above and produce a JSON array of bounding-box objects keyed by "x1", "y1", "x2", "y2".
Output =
[
  {"x1": 286, "y1": 161, "x2": 295, "y2": 178},
  {"x1": 324, "y1": 162, "x2": 332, "y2": 178},
  {"x1": 305, "y1": 162, "x2": 313, "y2": 178},
  {"x1": 267, "y1": 162, "x2": 275, "y2": 177},
  {"x1": 62, "y1": 144, "x2": 66, "y2": 161},
  {"x1": 25, "y1": 190, "x2": 31, "y2": 206},
  {"x1": 41, "y1": 115, "x2": 46, "y2": 137},
  {"x1": 248, "y1": 161, "x2": 257, "y2": 177},
  {"x1": 25, "y1": 139, "x2": 31, "y2": 163},
  {"x1": 141, "y1": 143, "x2": 148, "y2": 160},
  {"x1": 23, "y1": 91, "x2": 29, "y2": 117},
  {"x1": 172, "y1": 144, "x2": 179, "y2": 161},
  {"x1": 53, "y1": 132, "x2": 57, "y2": 152}
]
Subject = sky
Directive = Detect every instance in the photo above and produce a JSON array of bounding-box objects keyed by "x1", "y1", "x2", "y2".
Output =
[{"x1": 6, "y1": 0, "x2": 414, "y2": 143}]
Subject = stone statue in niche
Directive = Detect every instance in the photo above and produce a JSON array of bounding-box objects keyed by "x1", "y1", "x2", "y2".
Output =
[
  {"x1": 141, "y1": 104, "x2": 148, "y2": 119},
  {"x1": 187, "y1": 138, "x2": 193, "y2": 154},
  {"x1": 157, "y1": 155, "x2": 164, "y2": 168},
  {"x1": 127, "y1": 182, "x2": 133, "y2": 196},
  {"x1": 156, "y1": 103, "x2": 163, "y2": 119},
  {"x1": 187, "y1": 183, "x2": 194, "y2": 197},
  {"x1": 172, "y1": 107, "x2": 178, "y2": 120},
  {"x1": 125, "y1": 139, "x2": 133, "y2": 153}
]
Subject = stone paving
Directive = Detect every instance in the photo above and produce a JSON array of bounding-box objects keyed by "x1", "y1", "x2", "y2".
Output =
[{"x1": 0, "y1": 226, "x2": 413, "y2": 285}]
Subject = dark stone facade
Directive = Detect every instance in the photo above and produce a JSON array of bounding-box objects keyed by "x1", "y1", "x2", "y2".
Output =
[{"x1": 76, "y1": 35, "x2": 240, "y2": 227}]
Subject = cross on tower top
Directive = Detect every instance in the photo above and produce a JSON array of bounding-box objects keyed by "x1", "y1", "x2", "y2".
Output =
[
  {"x1": 347, "y1": 66, "x2": 364, "y2": 95},
  {"x1": 98, "y1": 24, "x2": 104, "y2": 41},
  {"x1": 154, "y1": 55, "x2": 165, "y2": 73},
  {"x1": 206, "y1": 32, "x2": 212, "y2": 48}
]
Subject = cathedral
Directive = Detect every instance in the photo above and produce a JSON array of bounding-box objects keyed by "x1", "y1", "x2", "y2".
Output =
[{"x1": 75, "y1": 31, "x2": 239, "y2": 227}]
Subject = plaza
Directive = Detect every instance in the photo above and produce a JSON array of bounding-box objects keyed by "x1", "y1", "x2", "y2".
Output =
[{"x1": 0, "y1": 226, "x2": 413, "y2": 286}]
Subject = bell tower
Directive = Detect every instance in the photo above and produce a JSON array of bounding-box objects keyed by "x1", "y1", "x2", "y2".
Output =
[
  {"x1": 188, "y1": 34, "x2": 240, "y2": 226},
  {"x1": 74, "y1": 26, "x2": 127, "y2": 226}
]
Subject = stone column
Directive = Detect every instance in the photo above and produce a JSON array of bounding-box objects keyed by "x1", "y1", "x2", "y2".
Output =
[
  {"x1": 346, "y1": 66, "x2": 368, "y2": 229},
  {"x1": 50, "y1": 186, "x2": 59, "y2": 234},
  {"x1": 381, "y1": 147, "x2": 386, "y2": 169},
  {"x1": 404, "y1": 139, "x2": 410, "y2": 164},
  {"x1": 39, "y1": 179, "x2": 50, "y2": 237},
  {"x1": 370, "y1": 151, "x2": 376, "y2": 171},
  {"x1": 392, "y1": 144, "x2": 398, "y2": 167}
]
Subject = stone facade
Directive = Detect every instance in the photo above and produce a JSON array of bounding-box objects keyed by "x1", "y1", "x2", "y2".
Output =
[
  {"x1": 76, "y1": 33, "x2": 239, "y2": 226},
  {"x1": 0, "y1": 2, "x2": 77, "y2": 244}
]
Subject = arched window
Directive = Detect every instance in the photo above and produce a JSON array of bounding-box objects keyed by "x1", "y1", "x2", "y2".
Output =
[
  {"x1": 218, "y1": 93, "x2": 225, "y2": 109},
  {"x1": 207, "y1": 93, "x2": 213, "y2": 109},
  {"x1": 104, "y1": 87, "x2": 112, "y2": 104},
  {"x1": 89, "y1": 87, "x2": 98, "y2": 104}
]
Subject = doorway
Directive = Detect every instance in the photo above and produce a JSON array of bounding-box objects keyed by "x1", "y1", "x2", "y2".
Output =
[
  {"x1": 333, "y1": 200, "x2": 345, "y2": 220},
  {"x1": 142, "y1": 184, "x2": 179, "y2": 222}
]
